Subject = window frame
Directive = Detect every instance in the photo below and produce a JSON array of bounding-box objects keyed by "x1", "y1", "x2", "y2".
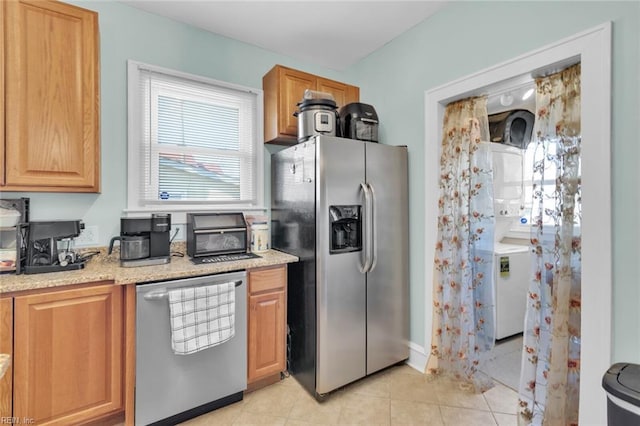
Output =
[{"x1": 126, "y1": 60, "x2": 265, "y2": 219}]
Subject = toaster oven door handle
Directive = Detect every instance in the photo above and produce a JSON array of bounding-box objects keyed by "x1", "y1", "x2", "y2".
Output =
[{"x1": 193, "y1": 228, "x2": 247, "y2": 234}]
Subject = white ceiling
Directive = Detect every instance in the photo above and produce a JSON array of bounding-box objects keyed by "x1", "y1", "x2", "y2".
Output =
[{"x1": 119, "y1": 1, "x2": 449, "y2": 71}]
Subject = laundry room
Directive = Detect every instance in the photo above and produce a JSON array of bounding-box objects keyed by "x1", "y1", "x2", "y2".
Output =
[{"x1": 481, "y1": 77, "x2": 538, "y2": 392}]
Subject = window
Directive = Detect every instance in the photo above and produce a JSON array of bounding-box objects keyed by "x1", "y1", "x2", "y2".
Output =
[
  {"x1": 127, "y1": 61, "x2": 263, "y2": 213},
  {"x1": 513, "y1": 139, "x2": 582, "y2": 235}
]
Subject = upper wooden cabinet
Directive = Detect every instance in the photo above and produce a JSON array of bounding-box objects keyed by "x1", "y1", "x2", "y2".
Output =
[
  {"x1": 2, "y1": 0, "x2": 100, "y2": 192},
  {"x1": 263, "y1": 65, "x2": 359, "y2": 145}
]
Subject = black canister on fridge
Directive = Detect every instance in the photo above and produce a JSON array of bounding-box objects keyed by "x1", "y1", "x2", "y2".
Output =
[{"x1": 339, "y1": 102, "x2": 379, "y2": 142}]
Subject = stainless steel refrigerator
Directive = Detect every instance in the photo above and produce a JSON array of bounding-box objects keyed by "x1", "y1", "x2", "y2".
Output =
[{"x1": 271, "y1": 135, "x2": 409, "y2": 398}]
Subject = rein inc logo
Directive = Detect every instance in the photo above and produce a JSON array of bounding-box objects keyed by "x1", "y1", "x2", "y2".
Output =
[{"x1": 1, "y1": 418, "x2": 34, "y2": 424}]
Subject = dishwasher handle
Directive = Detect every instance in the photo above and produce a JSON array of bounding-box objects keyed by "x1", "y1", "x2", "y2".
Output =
[{"x1": 142, "y1": 280, "x2": 243, "y2": 301}]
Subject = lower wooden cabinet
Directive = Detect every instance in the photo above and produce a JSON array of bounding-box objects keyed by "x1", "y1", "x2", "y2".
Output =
[
  {"x1": 12, "y1": 283, "x2": 123, "y2": 425},
  {"x1": 247, "y1": 265, "x2": 287, "y2": 385},
  {"x1": 0, "y1": 298, "x2": 13, "y2": 418},
  {"x1": 0, "y1": 265, "x2": 290, "y2": 423}
]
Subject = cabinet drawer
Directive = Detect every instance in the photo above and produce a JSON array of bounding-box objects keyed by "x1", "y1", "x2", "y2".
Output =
[{"x1": 249, "y1": 266, "x2": 286, "y2": 294}]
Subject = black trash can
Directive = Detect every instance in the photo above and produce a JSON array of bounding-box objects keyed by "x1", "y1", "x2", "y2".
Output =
[{"x1": 602, "y1": 363, "x2": 640, "y2": 425}]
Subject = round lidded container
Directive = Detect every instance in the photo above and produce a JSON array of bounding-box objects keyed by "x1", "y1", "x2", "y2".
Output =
[
  {"x1": 251, "y1": 222, "x2": 269, "y2": 253},
  {"x1": 294, "y1": 90, "x2": 338, "y2": 142}
]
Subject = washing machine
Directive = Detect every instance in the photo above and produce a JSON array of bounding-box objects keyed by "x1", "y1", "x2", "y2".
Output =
[{"x1": 493, "y1": 242, "x2": 531, "y2": 340}]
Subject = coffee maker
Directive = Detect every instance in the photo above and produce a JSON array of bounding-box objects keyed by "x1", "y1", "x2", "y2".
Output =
[
  {"x1": 109, "y1": 213, "x2": 171, "y2": 267},
  {"x1": 23, "y1": 220, "x2": 86, "y2": 274}
]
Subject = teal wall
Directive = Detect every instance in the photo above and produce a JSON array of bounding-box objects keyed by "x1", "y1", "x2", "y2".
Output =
[
  {"x1": 345, "y1": 1, "x2": 640, "y2": 361},
  {"x1": 6, "y1": 1, "x2": 639, "y2": 362}
]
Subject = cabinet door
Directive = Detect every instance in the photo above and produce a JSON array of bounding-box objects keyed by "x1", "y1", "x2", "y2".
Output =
[
  {"x1": 0, "y1": 298, "x2": 12, "y2": 418},
  {"x1": 13, "y1": 284, "x2": 123, "y2": 425},
  {"x1": 4, "y1": 0, "x2": 100, "y2": 192},
  {"x1": 263, "y1": 65, "x2": 360, "y2": 145},
  {"x1": 317, "y1": 77, "x2": 360, "y2": 110},
  {"x1": 248, "y1": 291, "x2": 286, "y2": 383},
  {"x1": 279, "y1": 67, "x2": 316, "y2": 138}
]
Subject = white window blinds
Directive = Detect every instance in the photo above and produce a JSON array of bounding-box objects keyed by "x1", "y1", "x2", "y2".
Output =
[{"x1": 129, "y1": 62, "x2": 262, "y2": 208}]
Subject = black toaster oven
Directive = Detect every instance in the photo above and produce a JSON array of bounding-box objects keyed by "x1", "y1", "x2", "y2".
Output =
[{"x1": 186, "y1": 212, "x2": 248, "y2": 257}]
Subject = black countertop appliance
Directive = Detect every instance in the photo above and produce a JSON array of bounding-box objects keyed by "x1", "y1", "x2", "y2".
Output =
[
  {"x1": 109, "y1": 213, "x2": 171, "y2": 267},
  {"x1": 23, "y1": 220, "x2": 86, "y2": 274},
  {"x1": 339, "y1": 102, "x2": 379, "y2": 143},
  {"x1": 186, "y1": 212, "x2": 248, "y2": 258}
]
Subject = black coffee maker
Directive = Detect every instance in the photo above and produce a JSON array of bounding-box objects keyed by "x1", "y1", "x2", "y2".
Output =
[
  {"x1": 23, "y1": 220, "x2": 86, "y2": 274},
  {"x1": 109, "y1": 213, "x2": 171, "y2": 267}
]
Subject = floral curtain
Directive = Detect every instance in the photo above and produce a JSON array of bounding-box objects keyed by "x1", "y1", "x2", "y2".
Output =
[
  {"x1": 426, "y1": 96, "x2": 496, "y2": 392},
  {"x1": 518, "y1": 63, "x2": 582, "y2": 426}
]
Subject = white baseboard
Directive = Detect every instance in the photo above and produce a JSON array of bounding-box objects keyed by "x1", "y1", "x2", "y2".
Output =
[{"x1": 405, "y1": 341, "x2": 428, "y2": 372}]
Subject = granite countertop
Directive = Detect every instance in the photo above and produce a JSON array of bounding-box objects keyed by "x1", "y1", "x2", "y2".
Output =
[
  {"x1": 0, "y1": 354, "x2": 9, "y2": 379},
  {"x1": 0, "y1": 244, "x2": 298, "y2": 294}
]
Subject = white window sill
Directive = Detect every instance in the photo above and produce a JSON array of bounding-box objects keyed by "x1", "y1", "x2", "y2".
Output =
[{"x1": 122, "y1": 206, "x2": 268, "y2": 226}]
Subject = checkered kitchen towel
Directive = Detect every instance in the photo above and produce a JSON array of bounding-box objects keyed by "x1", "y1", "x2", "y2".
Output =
[{"x1": 168, "y1": 281, "x2": 235, "y2": 355}]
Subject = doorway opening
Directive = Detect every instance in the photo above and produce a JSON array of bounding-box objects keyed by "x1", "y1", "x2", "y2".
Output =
[{"x1": 424, "y1": 23, "x2": 611, "y2": 423}]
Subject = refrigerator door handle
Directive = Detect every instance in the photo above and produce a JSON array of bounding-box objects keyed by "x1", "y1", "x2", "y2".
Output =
[
  {"x1": 360, "y1": 182, "x2": 373, "y2": 273},
  {"x1": 367, "y1": 183, "x2": 378, "y2": 272}
]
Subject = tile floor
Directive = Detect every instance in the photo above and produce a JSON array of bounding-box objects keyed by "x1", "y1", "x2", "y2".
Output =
[
  {"x1": 482, "y1": 335, "x2": 524, "y2": 391},
  {"x1": 180, "y1": 363, "x2": 521, "y2": 425}
]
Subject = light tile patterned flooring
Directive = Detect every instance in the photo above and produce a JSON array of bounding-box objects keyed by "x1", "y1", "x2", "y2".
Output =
[
  {"x1": 482, "y1": 335, "x2": 524, "y2": 391},
  {"x1": 180, "y1": 363, "x2": 520, "y2": 425}
]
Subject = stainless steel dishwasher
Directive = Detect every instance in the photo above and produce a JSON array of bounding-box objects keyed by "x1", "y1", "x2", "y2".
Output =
[{"x1": 136, "y1": 271, "x2": 247, "y2": 425}]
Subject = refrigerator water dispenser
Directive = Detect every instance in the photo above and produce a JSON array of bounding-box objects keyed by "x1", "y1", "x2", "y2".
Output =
[{"x1": 329, "y1": 205, "x2": 361, "y2": 254}]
